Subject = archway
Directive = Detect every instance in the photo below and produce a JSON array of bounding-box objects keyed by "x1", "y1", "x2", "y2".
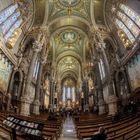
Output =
[
  {"x1": 61, "y1": 77, "x2": 77, "y2": 110},
  {"x1": 0, "y1": 91, "x2": 4, "y2": 110},
  {"x1": 115, "y1": 71, "x2": 130, "y2": 106},
  {"x1": 11, "y1": 72, "x2": 21, "y2": 107}
]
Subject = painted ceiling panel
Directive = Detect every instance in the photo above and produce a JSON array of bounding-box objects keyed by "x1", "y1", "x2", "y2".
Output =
[
  {"x1": 94, "y1": 0, "x2": 105, "y2": 25},
  {"x1": 52, "y1": 28, "x2": 86, "y2": 59},
  {"x1": 48, "y1": 0, "x2": 91, "y2": 23},
  {"x1": 33, "y1": 0, "x2": 46, "y2": 25}
]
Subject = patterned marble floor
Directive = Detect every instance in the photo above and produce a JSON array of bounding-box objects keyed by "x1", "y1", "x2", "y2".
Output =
[{"x1": 59, "y1": 117, "x2": 78, "y2": 140}]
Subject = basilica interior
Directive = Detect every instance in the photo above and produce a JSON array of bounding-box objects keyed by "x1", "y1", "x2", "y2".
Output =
[{"x1": 0, "y1": 0, "x2": 140, "y2": 140}]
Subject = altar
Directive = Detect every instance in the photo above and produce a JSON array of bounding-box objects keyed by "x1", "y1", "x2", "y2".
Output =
[{"x1": 66, "y1": 99, "x2": 72, "y2": 109}]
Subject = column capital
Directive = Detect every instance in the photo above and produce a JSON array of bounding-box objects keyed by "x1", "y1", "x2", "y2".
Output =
[
  {"x1": 38, "y1": 56, "x2": 47, "y2": 65},
  {"x1": 33, "y1": 41, "x2": 42, "y2": 52}
]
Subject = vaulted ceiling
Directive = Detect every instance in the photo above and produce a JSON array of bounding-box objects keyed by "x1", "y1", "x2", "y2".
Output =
[{"x1": 33, "y1": 0, "x2": 105, "y2": 85}]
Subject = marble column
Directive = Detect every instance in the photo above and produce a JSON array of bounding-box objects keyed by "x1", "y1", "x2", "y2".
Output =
[
  {"x1": 89, "y1": 32, "x2": 106, "y2": 114},
  {"x1": 32, "y1": 60, "x2": 43, "y2": 115},
  {"x1": 82, "y1": 79, "x2": 89, "y2": 112},
  {"x1": 70, "y1": 87, "x2": 72, "y2": 101},
  {"x1": 95, "y1": 61, "x2": 106, "y2": 115},
  {"x1": 32, "y1": 41, "x2": 49, "y2": 114},
  {"x1": 20, "y1": 41, "x2": 42, "y2": 116},
  {"x1": 52, "y1": 82, "x2": 56, "y2": 109},
  {"x1": 65, "y1": 86, "x2": 68, "y2": 101},
  {"x1": 108, "y1": 77, "x2": 118, "y2": 115},
  {"x1": 92, "y1": 40, "x2": 106, "y2": 115},
  {"x1": 49, "y1": 80, "x2": 54, "y2": 112},
  {"x1": 99, "y1": 42, "x2": 118, "y2": 115},
  {"x1": 6, "y1": 93, "x2": 11, "y2": 111}
]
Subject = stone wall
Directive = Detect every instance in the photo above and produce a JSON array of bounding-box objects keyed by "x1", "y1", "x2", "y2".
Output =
[
  {"x1": 29, "y1": 83, "x2": 35, "y2": 103},
  {"x1": 103, "y1": 85, "x2": 109, "y2": 103}
]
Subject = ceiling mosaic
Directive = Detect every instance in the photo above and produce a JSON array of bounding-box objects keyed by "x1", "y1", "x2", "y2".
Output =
[
  {"x1": 48, "y1": 0, "x2": 91, "y2": 23},
  {"x1": 61, "y1": 31, "x2": 77, "y2": 44},
  {"x1": 52, "y1": 28, "x2": 86, "y2": 57},
  {"x1": 58, "y1": 0, "x2": 81, "y2": 7},
  {"x1": 57, "y1": 56, "x2": 80, "y2": 76}
]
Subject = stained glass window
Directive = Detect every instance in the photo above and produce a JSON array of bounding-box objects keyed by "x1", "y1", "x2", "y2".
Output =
[
  {"x1": 33, "y1": 60, "x2": 37, "y2": 77},
  {"x1": 98, "y1": 59, "x2": 105, "y2": 80},
  {"x1": 120, "y1": 4, "x2": 140, "y2": 28},
  {"x1": 115, "y1": 19, "x2": 135, "y2": 43},
  {"x1": 63, "y1": 87, "x2": 65, "y2": 102},
  {"x1": 115, "y1": 4, "x2": 140, "y2": 47},
  {"x1": 72, "y1": 87, "x2": 75, "y2": 101},
  {"x1": 67, "y1": 87, "x2": 70, "y2": 99},
  {"x1": 2, "y1": 12, "x2": 20, "y2": 34},
  {"x1": 4, "y1": 19, "x2": 23, "y2": 42},
  {"x1": 0, "y1": 3, "x2": 23, "y2": 43},
  {"x1": 101, "y1": 59, "x2": 105, "y2": 78},
  {"x1": 35, "y1": 61, "x2": 40, "y2": 79},
  {"x1": 33, "y1": 60, "x2": 40, "y2": 79},
  {"x1": 117, "y1": 11, "x2": 140, "y2": 38},
  {"x1": 0, "y1": 4, "x2": 18, "y2": 24}
]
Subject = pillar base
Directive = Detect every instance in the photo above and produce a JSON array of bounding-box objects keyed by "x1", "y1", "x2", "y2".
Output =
[
  {"x1": 32, "y1": 100, "x2": 40, "y2": 115},
  {"x1": 108, "y1": 95, "x2": 118, "y2": 115},
  {"x1": 98, "y1": 100, "x2": 106, "y2": 115},
  {"x1": 20, "y1": 96, "x2": 30, "y2": 116}
]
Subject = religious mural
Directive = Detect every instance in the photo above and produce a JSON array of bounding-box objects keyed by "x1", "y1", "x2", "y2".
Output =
[
  {"x1": 0, "y1": 30, "x2": 12, "y2": 93},
  {"x1": 128, "y1": 55, "x2": 140, "y2": 91}
]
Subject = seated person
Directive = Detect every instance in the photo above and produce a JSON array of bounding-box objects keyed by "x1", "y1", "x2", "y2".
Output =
[{"x1": 91, "y1": 127, "x2": 107, "y2": 140}]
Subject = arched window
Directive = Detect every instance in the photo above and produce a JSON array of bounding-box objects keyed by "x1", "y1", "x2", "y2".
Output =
[
  {"x1": 67, "y1": 87, "x2": 70, "y2": 99},
  {"x1": 117, "y1": 11, "x2": 140, "y2": 38},
  {"x1": 63, "y1": 87, "x2": 65, "y2": 102},
  {"x1": 115, "y1": 19, "x2": 135, "y2": 43},
  {"x1": 0, "y1": 3, "x2": 23, "y2": 43},
  {"x1": 98, "y1": 59, "x2": 105, "y2": 80},
  {"x1": 33, "y1": 59, "x2": 40, "y2": 79},
  {"x1": 72, "y1": 87, "x2": 75, "y2": 102},
  {"x1": 120, "y1": 4, "x2": 140, "y2": 27},
  {"x1": 115, "y1": 4, "x2": 140, "y2": 46}
]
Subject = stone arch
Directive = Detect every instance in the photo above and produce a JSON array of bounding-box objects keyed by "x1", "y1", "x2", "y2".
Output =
[
  {"x1": 104, "y1": 38, "x2": 116, "y2": 64},
  {"x1": 0, "y1": 90, "x2": 4, "y2": 110},
  {"x1": 8, "y1": 70, "x2": 23, "y2": 107},
  {"x1": 115, "y1": 70, "x2": 130, "y2": 102}
]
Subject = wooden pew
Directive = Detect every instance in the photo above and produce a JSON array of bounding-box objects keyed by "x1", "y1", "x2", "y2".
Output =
[
  {"x1": 75, "y1": 113, "x2": 140, "y2": 140},
  {"x1": 0, "y1": 112, "x2": 63, "y2": 140}
]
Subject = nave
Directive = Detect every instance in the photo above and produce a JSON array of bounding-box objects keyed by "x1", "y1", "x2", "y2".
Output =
[
  {"x1": 0, "y1": 0, "x2": 140, "y2": 140},
  {"x1": 0, "y1": 107, "x2": 140, "y2": 140},
  {"x1": 59, "y1": 115, "x2": 77, "y2": 140}
]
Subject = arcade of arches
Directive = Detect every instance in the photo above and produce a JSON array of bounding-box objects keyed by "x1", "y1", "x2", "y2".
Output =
[{"x1": 0, "y1": 0, "x2": 140, "y2": 140}]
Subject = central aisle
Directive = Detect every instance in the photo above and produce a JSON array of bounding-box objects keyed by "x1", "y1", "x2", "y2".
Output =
[{"x1": 59, "y1": 116, "x2": 78, "y2": 140}]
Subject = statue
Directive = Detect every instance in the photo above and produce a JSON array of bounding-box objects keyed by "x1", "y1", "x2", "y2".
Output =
[
  {"x1": 88, "y1": 78, "x2": 94, "y2": 92},
  {"x1": 44, "y1": 79, "x2": 50, "y2": 95}
]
